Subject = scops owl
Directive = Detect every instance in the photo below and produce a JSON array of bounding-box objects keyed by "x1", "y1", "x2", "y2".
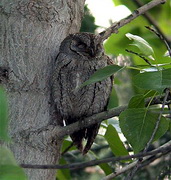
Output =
[{"x1": 52, "y1": 32, "x2": 113, "y2": 154}]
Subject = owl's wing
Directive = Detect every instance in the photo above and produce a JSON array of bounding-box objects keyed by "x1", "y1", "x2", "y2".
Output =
[
  {"x1": 51, "y1": 53, "x2": 72, "y2": 125},
  {"x1": 52, "y1": 53, "x2": 72, "y2": 104}
]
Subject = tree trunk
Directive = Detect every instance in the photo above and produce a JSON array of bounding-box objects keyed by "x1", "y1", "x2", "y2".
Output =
[{"x1": 0, "y1": 0, "x2": 85, "y2": 179}]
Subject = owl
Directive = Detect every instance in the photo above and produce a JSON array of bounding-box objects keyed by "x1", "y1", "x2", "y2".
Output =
[{"x1": 52, "y1": 32, "x2": 113, "y2": 154}]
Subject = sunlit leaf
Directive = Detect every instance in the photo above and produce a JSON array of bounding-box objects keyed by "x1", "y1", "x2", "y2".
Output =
[
  {"x1": 113, "y1": 0, "x2": 137, "y2": 10},
  {"x1": 80, "y1": 65, "x2": 123, "y2": 87},
  {"x1": 126, "y1": 33, "x2": 154, "y2": 57},
  {"x1": 119, "y1": 108, "x2": 169, "y2": 153},
  {"x1": 164, "y1": 51, "x2": 170, "y2": 57}
]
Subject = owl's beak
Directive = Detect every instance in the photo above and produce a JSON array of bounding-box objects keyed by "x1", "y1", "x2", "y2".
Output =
[{"x1": 89, "y1": 48, "x2": 96, "y2": 57}]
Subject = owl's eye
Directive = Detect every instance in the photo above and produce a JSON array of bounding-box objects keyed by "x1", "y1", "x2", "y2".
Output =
[{"x1": 77, "y1": 43, "x2": 86, "y2": 49}]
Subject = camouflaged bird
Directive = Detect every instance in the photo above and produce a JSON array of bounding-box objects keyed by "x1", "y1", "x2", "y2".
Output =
[{"x1": 52, "y1": 32, "x2": 113, "y2": 154}]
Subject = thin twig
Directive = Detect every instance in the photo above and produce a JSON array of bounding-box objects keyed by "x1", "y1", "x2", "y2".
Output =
[
  {"x1": 103, "y1": 147, "x2": 171, "y2": 180},
  {"x1": 167, "y1": 102, "x2": 171, "y2": 119},
  {"x1": 20, "y1": 140, "x2": 171, "y2": 170},
  {"x1": 145, "y1": 26, "x2": 171, "y2": 57},
  {"x1": 103, "y1": 160, "x2": 138, "y2": 180},
  {"x1": 145, "y1": 89, "x2": 170, "y2": 151},
  {"x1": 98, "y1": 0, "x2": 166, "y2": 42},
  {"x1": 125, "y1": 49, "x2": 152, "y2": 65}
]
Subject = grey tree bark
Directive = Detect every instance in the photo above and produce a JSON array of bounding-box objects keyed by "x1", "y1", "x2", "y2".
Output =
[{"x1": 0, "y1": 0, "x2": 85, "y2": 179}]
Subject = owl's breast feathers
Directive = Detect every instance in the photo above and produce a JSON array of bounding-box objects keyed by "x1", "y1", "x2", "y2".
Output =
[{"x1": 52, "y1": 53, "x2": 113, "y2": 117}]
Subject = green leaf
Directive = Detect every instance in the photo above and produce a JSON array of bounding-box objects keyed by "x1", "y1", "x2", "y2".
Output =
[
  {"x1": 128, "y1": 94, "x2": 145, "y2": 108},
  {"x1": 119, "y1": 108, "x2": 169, "y2": 153},
  {"x1": 80, "y1": 65, "x2": 123, "y2": 87},
  {"x1": 61, "y1": 139, "x2": 76, "y2": 153},
  {"x1": 105, "y1": 1, "x2": 171, "y2": 65},
  {"x1": 126, "y1": 33, "x2": 154, "y2": 57},
  {"x1": 107, "y1": 87, "x2": 119, "y2": 109},
  {"x1": 0, "y1": 146, "x2": 27, "y2": 180},
  {"x1": 113, "y1": 0, "x2": 137, "y2": 10},
  {"x1": 80, "y1": 5, "x2": 98, "y2": 33},
  {"x1": 0, "y1": 87, "x2": 10, "y2": 141},
  {"x1": 56, "y1": 158, "x2": 71, "y2": 180},
  {"x1": 133, "y1": 68, "x2": 171, "y2": 91},
  {"x1": 0, "y1": 166, "x2": 27, "y2": 180},
  {"x1": 169, "y1": 122, "x2": 171, "y2": 133},
  {"x1": 99, "y1": 163, "x2": 113, "y2": 176},
  {"x1": 104, "y1": 125, "x2": 129, "y2": 156},
  {"x1": 0, "y1": 146, "x2": 17, "y2": 166}
]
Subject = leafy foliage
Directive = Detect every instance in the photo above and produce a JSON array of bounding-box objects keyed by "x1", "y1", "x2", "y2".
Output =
[
  {"x1": 56, "y1": 158, "x2": 71, "y2": 180},
  {"x1": 126, "y1": 33, "x2": 154, "y2": 58},
  {"x1": 0, "y1": 87, "x2": 27, "y2": 180},
  {"x1": 80, "y1": 5, "x2": 98, "y2": 33},
  {"x1": 59, "y1": 1, "x2": 171, "y2": 179},
  {"x1": 119, "y1": 108, "x2": 169, "y2": 153},
  {"x1": 1, "y1": 1, "x2": 171, "y2": 180},
  {"x1": 133, "y1": 68, "x2": 171, "y2": 91},
  {"x1": 104, "y1": 125, "x2": 129, "y2": 156},
  {"x1": 105, "y1": 0, "x2": 171, "y2": 65},
  {"x1": 0, "y1": 147, "x2": 27, "y2": 180},
  {"x1": 80, "y1": 65, "x2": 123, "y2": 87}
]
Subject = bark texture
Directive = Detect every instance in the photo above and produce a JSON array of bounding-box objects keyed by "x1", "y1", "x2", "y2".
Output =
[{"x1": 0, "y1": 0, "x2": 85, "y2": 179}]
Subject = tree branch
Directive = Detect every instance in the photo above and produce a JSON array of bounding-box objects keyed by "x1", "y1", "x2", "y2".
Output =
[
  {"x1": 145, "y1": 89, "x2": 170, "y2": 152},
  {"x1": 14, "y1": 105, "x2": 126, "y2": 151},
  {"x1": 99, "y1": 0, "x2": 167, "y2": 41},
  {"x1": 14, "y1": 89, "x2": 170, "y2": 164},
  {"x1": 103, "y1": 149, "x2": 170, "y2": 180},
  {"x1": 18, "y1": 93, "x2": 170, "y2": 151},
  {"x1": 56, "y1": 93, "x2": 171, "y2": 137},
  {"x1": 57, "y1": 105, "x2": 126, "y2": 138},
  {"x1": 20, "y1": 140, "x2": 171, "y2": 170}
]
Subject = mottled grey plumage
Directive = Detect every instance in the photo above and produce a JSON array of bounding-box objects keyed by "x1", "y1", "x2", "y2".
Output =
[{"x1": 52, "y1": 32, "x2": 113, "y2": 154}]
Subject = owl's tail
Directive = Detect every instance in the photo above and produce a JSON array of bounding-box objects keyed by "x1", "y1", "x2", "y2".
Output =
[
  {"x1": 83, "y1": 123, "x2": 100, "y2": 154},
  {"x1": 70, "y1": 123, "x2": 100, "y2": 154}
]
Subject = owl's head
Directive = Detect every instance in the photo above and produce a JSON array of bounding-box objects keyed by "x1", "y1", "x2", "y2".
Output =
[
  {"x1": 70, "y1": 33, "x2": 103, "y2": 58},
  {"x1": 60, "y1": 33, "x2": 104, "y2": 58}
]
